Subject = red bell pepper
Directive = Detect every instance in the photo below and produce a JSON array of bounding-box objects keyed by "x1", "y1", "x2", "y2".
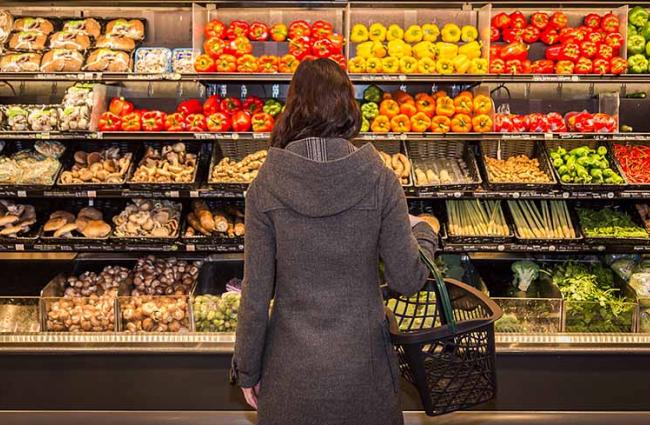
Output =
[
  {"x1": 251, "y1": 112, "x2": 274, "y2": 132},
  {"x1": 580, "y1": 41, "x2": 598, "y2": 59},
  {"x1": 194, "y1": 54, "x2": 216, "y2": 72},
  {"x1": 98, "y1": 112, "x2": 122, "y2": 131},
  {"x1": 549, "y1": 12, "x2": 568, "y2": 30},
  {"x1": 311, "y1": 20, "x2": 334, "y2": 40},
  {"x1": 500, "y1": 42, "x2": 528, "y2": 62},
  {"x1": 141, "y1": 111, "x2": 167, "y2": 132},
  {"x1": 505, "y1": 59, "x2": 524, "y2": 74},
  {"x1": 185, "y1": 113, "x2": 207, "y2": 132},
  {"x1": 258, "y1": 55, "x2": 279, "y2": 73},
  {"x1": 559, "y1": 43, "x2": 580, "y2": 62},
  {"x1": 108, "y1": 97, "x2": 134, "y2": 116},
  {"x1": 248, "y1": 22, "x2": 269, "y2": 41},
  {"x1": 573, "y1": 111, "x2": 594, "y2": 133},
  {"x1": 593, "y1": 58, "x2": 610, "y2": 75},
  {"x1": 509, "y1": 11, "x2": 527, "y2": 29},
  {"x1": 177, "y1": 99, "x2": 203, "y2": 117},
  {"x1": 243, "y1": 96, "x2": 264, "y2": 115},
  {"x1": 270, "y1": 23, "x2": 288, "y2": 42},
  {"x1": 555, "y1": 60, "x2": 575, "y2": 74},
  {"x1": 311, "y1": 38, "x2": 335, "y2": 58},
  {"x1": 164, "y1": 112, "x2": 185, "y2": 132},
  {"x1": 572, "y1": 28, "x2": 589, "y2": 43},
  {"x1": 490, "y1": 45, "x2": 502, "y2": 60},
  {"x1": 511, "y1": 114, "x2": 529, "y2": 132},
  {"x1": 527, "y1": 113, "x2": 550, "y2": 133},
  {"x1": 587, "y1": 31, "x2": 603, "y2": 45},
  {"x1": 592, "y1": 113, "x2": 616, "y2": 133},
  {"x1": 491, "y1": 12, "x2": 511, "y2": 29},
  {"x1": 530, "y1": 12, "x2": 550, "y2": 31},
  {"x1": 490, "y1": 27, "x2": 500, "y2": 42},
  {"x1": 540, "y1": 28, "x2": 560, "y2": 45},
  {"x1": 583, "y1": 13, "x2": 601, "y2": 30},
  {"x1": 546, "y1": 112, "x2": 567, "y2": 132},
  {"x1": 494, "y1": 114, "x2": 514, "y2": 132},
  {"x1": 279, "y1": 54, "x2": 300, "y2": 73},
  {"x1": 203, "y1": 37, "x2": 226, "y2": 59},
  {"x1": 204, "y1": 19, "x2": 226, "y2": 40},
  {"x1": 288, "y1": 20, "x2": 310, "y2": 39},
  {"x1": 531, "y1": 59, "x2": 554, "y2": 74},
  {"x1": 216, "y1": 54, "x2": 237, "y2": 72},
  {"x1": 559, "y1": 28, "x2": 577, "y2": 45},
  {"x1": 597, "y1": 44, "x2": 614, "y2": 61},
  {"x1": 220, "y1": 97, "x2": 242, "y2": 115},
  {"x1": 120, "y1": 111, "x2": 141, "y2": 131},
  {"x1": 521, "y1": 25, "x2": 540, "y2": 44},
  {"x1": 600, "y1": 13, "x2": 620, "y2": 34},
  {"x1": 605, "y1": 32, "x2": 624, "y2": 50},
  {"x1": 227, "y1": 36, "x2": 253, "y2": 57},
  {"x1": 327, "y1": 33, "x2": 344, "y2": 53},
  {"x1": 503, "y1": 27, "x2": 524, "y2": 43},
  {"x1": 226, "y1": 20, "x2": 249, "y2": 40},
  {"x1": 288, "y1": 36, "x2": 311, "y2": 60},
  {"x1": 203, "y1": 95, "x2": 221, "y2": 116},
  {"x1": 574, "y1": 57, "x2": 593, "y2": 74},
  {"x1": 522, "y1": 59, "x2": 532, "y2": 74},
  {"x1": 328, "y1": 53, "x2": 347, "y2": 71},
  {"x1": 206, "y1": 112, "x2": 231, "y2": 132},
  {"x1": 231, "y1": 110, "x2": 251, "y2": 132},
  {"x1": 489, "y1": 58, "x2": 505, "y2": 74},
  {"x1": 610, "y1": 56, "x2": 627, "y2": 75}
]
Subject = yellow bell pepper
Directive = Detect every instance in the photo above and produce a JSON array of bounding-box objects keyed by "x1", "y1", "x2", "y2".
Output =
[
  {"x1": 387, "y1": 39, "x2": 412, "y2": 58},
  {"x1": 460, "y1": 25, "x2": 478, "y2": 42},
  {"x1": 412, "y1": 41, "x2": 436, "y2": 59},
  {"x1": 436, "y1": 58, "x2": 454, "y2": 74},
  {"x1": 436, "y1": 42, "x2": 458, "y2": 61},
  {"x1": 399, "y1": 56, "x2": 418, "y2": 73},
  {"x1": 386, "y1": 24, "x2": 404, "y2": 41},
  {"x1": 452, "y1": 54, "x2": 470, "y2": 74},
  {"x1": 356, "y1": 41, "x2": 374, "y2": 59},
  {"x1": 366, "y1": 57, "x2": 383, "y2": 73},
  {"x1": 381, "y1": 56, "x2": 399, "y2": 73},
  {"x1": 422, "y1": 23, "x2": 440, "y2": 42},
  {"x1": 371, "y1": 41, "x2": 387, "y2": 58},
  {"x1": 348, "y1": 56, "x2": 367, "y2": 73},
  {"x1": 369, "y1": 23, "x2": 387, "y2": 42},
  {"x1": 404, "y1": 24, "x2": 423, "y2": 43},
  {"x1": 458, "y1": 41, "x2": 481, "y2": 60},
  {"x1": 417, "y1": 57, "x2": 436, "y2": 74},
  {"x1": 350, "y1": 24, "x2": 369, "y2": 43},
  {"x1": 441, "y1": 23, "x2": 461, "y2": 43},
  {"x1": 469, "y1": 57, "x2": 488, "y2": 74}
]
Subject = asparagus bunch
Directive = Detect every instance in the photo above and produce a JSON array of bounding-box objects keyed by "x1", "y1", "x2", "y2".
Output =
[
  {"x1": 446, "y1": 200, "x2": 509, "y2": 236},
  {"x1": 508, "y1": 200, "x2": 576, "y2": 239}
]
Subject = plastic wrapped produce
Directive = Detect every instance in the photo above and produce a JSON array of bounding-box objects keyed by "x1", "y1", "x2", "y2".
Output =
[
  {"x1": 134, "y1": 47, "x2": 171, "y2": 73},
  {"x1": 49, "y1": 31, "x2": 91, "y2": 50},
  {"x1": 58, "y1": 105, "x2": 90, "y2": 131},
  {"x1": 27, "y1": 105, "x2": 59, "y2": 132},
  {"x1": 0, "y1": 10, "x2": 13, "y2": 44},
  {"x1": 172, "y1": 48, "x2": 194, "y2": 73},
  {"x1": 0, "y1": 150, "x2": 62, "y2": 185},
  {"x1": 8, "y1": 31, "x2": 47, "y2": 52},
  {"x1": 193, "y1": 292, "x2": 241, "y2": 332},
  {"x1": 40, "y1": 49, "x2": 84, "y2": 72},
  {"x1": 62, "y1": 18, "x2": 101, "y2": 39},
  {"x1": 83, "y1": 48, "x2": 131, "y2": 72},
  {"x1": 95, "y1": 34, "x2": 136, "y2": 51},
  {"x1": 3, "y1": 105, "x2": 29, "y2": 131},
  {"x1": 61, "y1": 83, "x2": 97, "y2": 106},
  {"x1": 13, "y1": 17, "x2": 54, "y2": 34},
  {"x1": 106, "y1": 18, "x2": 145, "y2": 40},
  {"x1": 0, "y1": 52, "x2": 41, "y2": 72}
]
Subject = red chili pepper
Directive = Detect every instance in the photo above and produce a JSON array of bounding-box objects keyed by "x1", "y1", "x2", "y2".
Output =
[
  {"x1": 164, "y1": 112, "x2": 185, "y2": 132},
  {"x1": 614, "y1": 144, "x2": 650, "y2": 183},
  {"x1": 220, "y1": 97, "x2": 242, "y2": 115},
  {"x1": 530, "y1": 12, "x2": 550, "y2": 31},
  {"x1": 203, "y1": 95, "x2": 221, "y2": 116},
  {"x1": 185, "y1": 113, "x2": 207, "y2": 132},
  {"x1": 248, "y1": 22, "x2": 269, "y2": 41},
  {"x1": 204, "y1": 19, "x2": 226, "y2": 40},
  {"x1": 251, "y1": 112, "x2": 274, "y2": 132},
  {"x1": 177, "y1": 99, "x2": 203, "y2": 117},
  {"x1": 108, "y1": 97, "x2": 134, "y2": 116},
  {"x1": 98, "y1": 111, "x2": 122, "y2": 131},
  {"x1": 288, "y1": 20, "x2": 311, "y2": 39},
  {"x1": 141, "y1": 110, "x2": 167, "y2": 132},
  {"x1": 226, "y1": 20, "x2": 249, "y2": 40},
  {"x1": 243, "y1": 96, "x2": 264, "y2": 115},
  {"x1": 120, "y1": 111, "x2": 141, "y2": 131},
  {"x1": 206, "y1": 112, "x2": 231, "y2": 132},
  {"x1": 311, "y1": 20, "x2": 333, "y2": 39},
  {"x1": 231, "y1": 110, "x2": 251, "y2": 132}
]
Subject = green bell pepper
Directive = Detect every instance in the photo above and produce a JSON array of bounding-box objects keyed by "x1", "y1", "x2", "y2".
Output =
[
  {"x1": 629, "y1": 23, "x2": 638, "y2": 37},
  {"x1": 597, "y1": 146, "x2": 607, "y2": 156},
  {"x1": 641, "y1": 22, "x2": 650, "y2": 41},
  {"x1": 360, "y1": 116, "x2": 370, "y2": 132},
  {"x1": 628, "y1": 34, "x2": 646, "y2": 55},
  {"x1": 361, "y1": 101, "x2": 379, "y2": 120},
  {"x1": 630, "y1": 6, "x2": 650, "y2": 28},
  {"x1": 263, "y1": 99, "x2": 283, "y2": 117},
  {"x1": 363, "y1": 85, "x2": 383, "y2": 104},
  {"x1": 569, "y1": 147, "x2": 590, "y2": 157},
  {"x1": 645, "y1": 41, "x2": 650, "y2": 58},
  {"x1": 628, "y1": 54, "x2": 649, "y2": 73}
]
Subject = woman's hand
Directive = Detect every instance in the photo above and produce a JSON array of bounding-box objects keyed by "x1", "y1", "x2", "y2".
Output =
[{"x1": 241, "y1": 383, "x2": 261, "y2": 410}]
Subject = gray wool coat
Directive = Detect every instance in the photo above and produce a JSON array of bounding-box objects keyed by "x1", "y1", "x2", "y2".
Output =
[{"x1": 233, "y1": 137, "x2": 437, "y2": 425}]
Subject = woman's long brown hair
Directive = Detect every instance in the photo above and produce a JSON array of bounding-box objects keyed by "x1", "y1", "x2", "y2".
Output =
[{"x1": 270, "y1": 58, "x2": 361, "y2": 148}]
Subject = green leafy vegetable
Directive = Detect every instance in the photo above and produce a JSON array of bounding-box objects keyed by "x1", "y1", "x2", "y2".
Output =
[{"x1": 577, "y1": 207, "x2": 649, "y2": 239}]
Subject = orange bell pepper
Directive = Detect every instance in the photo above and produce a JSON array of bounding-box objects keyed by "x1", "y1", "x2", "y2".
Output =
[
  {"x1": 431, "y1": 115, "x2": 452, "y2": 133},
  {"x1": 433, "y1": 90, "x2": 448, "y2": 99},
  {"x1": 379, "y1": 99, "x2": 400, "y2": 118},
  {"x1": 392, "y1": 90, "x2": 415, "y2": 105},
  {"x1": 435, "y1": 96, "x2": 455, "y2": 117},
  {"x1": 451, "y1": 113, "x2": 472, "y2": 132},
  {"x1": 453, "y1": 93, "x2": 474, "y2": 115},
  {"x1": 415, "y1": 94, "x2": 436, "y2": 117},
  {"x1": 410, "y1": 112, "x2": 431, "y2": 132},
  {"x1": 472, "y1": 114, "x2": 493, "y2": 133},
  {"x1": 236, "y1": 54, "x2": 258, "y2": 72},
  {"x1": 473, "y1": 94, "x2": 492, "y2": 115},
  {"x1": 390, "y1": 114, "x2": 411, "y2": 132},
  {"x1": 415, "y1": 92, "x2": 430, "y2": 102},
  {"x1": 457, "y1": 90, "x2": 474, "y2": 99},
  {"x1": 279, "y1": 54, "x2": 299, "y2": 73},
  {"x1": 400, "y1": 102, "x2": 417, "y2": 117},
  {"x1": 382, "y1": 92, "x2": 393, "y2": 100},
  {"x1": 371, "y1": 115, "x2": 391, "y2": 133}
]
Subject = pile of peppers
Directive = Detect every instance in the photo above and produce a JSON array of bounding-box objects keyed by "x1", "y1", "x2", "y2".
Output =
[
  {"x1": 196, "y1": 18, "x2": 345, "y2": 73},
  {"x1": 494, "y1": 110, "x2": 617, "y2": 133},
  {"x1": 613, "y1": 143, "x2": 650, "y2": 183},
  {"x1": 98, "y1": 95, "x2": 284, "y2": 133}
]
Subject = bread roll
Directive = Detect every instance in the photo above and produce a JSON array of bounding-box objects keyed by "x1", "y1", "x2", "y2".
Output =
[
  {"x1": 0, "y1": 10, "x2": 13, "y2": 44},
  {"x1": 63, "y1": 18, "x2": 101, "y2": 38},
  {"x1": 13, "y1": 17, "x2": 53, "y2": 35},
  {"x1": 40, "y1": 49, "x2": 84, "y2": 72},
  {"x1": 0, "y1": 52, "x2": 41, "y2": 72},
  {"x1": 106, "y1": 19, "x2": 145, "y2": 40},
  {"x1": 96, "y1": 35, "x2": 136, "y2": 52},
  {"x1": 83, "y1": 48, "x2": 131, "y2": 72},
  {"x1": 49, "y1": 31, "x2": 91, "y2": 50},
  {"x1": 8, "y1": 31, "x2": 47, "y2": 51}
]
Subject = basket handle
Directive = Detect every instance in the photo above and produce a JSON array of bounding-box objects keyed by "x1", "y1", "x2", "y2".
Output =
[{"x1": 419, "y1": 248, "x2": 456, "y2": 333}]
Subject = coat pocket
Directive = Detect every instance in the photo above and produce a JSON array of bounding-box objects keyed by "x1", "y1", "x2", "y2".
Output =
[{"x1": 381, "y1": 322, "x2": 400, "y2": 393}]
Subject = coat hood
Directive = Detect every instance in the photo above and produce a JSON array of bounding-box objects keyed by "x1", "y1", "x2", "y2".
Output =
[{"x1": 256, "y1": 138, "x2": 385, "y2": 218}]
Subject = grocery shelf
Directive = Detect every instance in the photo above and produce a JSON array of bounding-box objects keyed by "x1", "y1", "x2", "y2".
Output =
[{"x1": 441, "y1": 241, "x2": 650, "y2": 254}]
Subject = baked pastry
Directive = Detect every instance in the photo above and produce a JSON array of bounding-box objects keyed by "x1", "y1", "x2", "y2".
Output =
[
  {"x1": 95, "y1": 34, "x2": 136, "y2": 51},
  {"x1": 49, "y1": 31, "x2": 91, "y2": 50},
  {"x1": 83, "y1": 48, "x2": 131, "y2": 72},
  {"x1": 40, "y1": 49, "x2": 84, "y2": 72},
  {"x1": 13, "y1": 17, "x2": 54, "y2": 35},
  {"x1": 0, "y1": 52, "x2": 41, "y2": 72},
  {"x1": 8, "y1": 31, "x2": 47, "y2": 51},
  {"x1": 0, "y1": 10, "x2": 13, "y2": 44},
  {"x1": 63, "y1": 18, "x2": 101, "y2": 39},
  {"x1": 106, "y1": 19, "x2": 145, "y2": 40}
]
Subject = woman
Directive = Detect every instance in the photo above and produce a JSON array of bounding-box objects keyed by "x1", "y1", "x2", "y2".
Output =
[{"x1": 232, "y1": 58, "x2": 437, "y2": 425}]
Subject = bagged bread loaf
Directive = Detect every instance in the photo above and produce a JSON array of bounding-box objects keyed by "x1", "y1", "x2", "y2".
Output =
[
  {"x1": 63, "y1": 18, "x2": 101, "y2": 39},
  {"x1": 83, "y1": 48, "x2": 131, "y2": 72},
  {"x1": 8, "y1": 31, "x2": 47, "y2": 51},
  {"x1": 40, "y1": 49, "x2": 84, "y2": 72},
  {"x1": 13, "y1": 17, "x2": 54, "y2": 35},
  {"x1": 95, "y1": 34, "x2": 136, "y2": 51},
  {"x1": 0, "y1": 52, "x2": 41, "y2": 72},
  {"x1": 106, "y1": 19, "x2": 145, "y2": 40},
  {"x1": 49, "y1": 31, "x2": 91, "y2": 50},
  {"x1": 0, "y1": 10, "x2": 13, "y2": 44}
]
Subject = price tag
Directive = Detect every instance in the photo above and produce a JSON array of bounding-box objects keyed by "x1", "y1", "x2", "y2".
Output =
[
  {"x1": 562, "y1": 192, "x2": 570, "y2": 199},
  {"x1": 17, "y1": 190, "x2": 27, "y2": 198},
  {"x1": 399, "y1": 133, "x2": 407, "y2": 141},
  {"x1": 453, "y1": 192, "x2": 462, "y2": 198},
  {"x1": 512, "y1": 192, "x2": 520, "y2": 199},
  {"x1": 607, "y1": 192, "x2": 614, "y2": 199},
  {"x1": 398, "y1": 75, "x2": 407, "y2": 81},
  {"x1": 166, "y1": 191, "x2": 180, "y2": 198},
  {"x1": 190, "y1": 190, "x2": 200, "y2": 198},
  {"x1": 87, "y1": 190, "x2": 96, "y2": 198},
  {"x1": 186, "y1": 244, "x2": 196, "y2": 252},
  {"x1": 232, "y1": 133, "x2": 240, "y2": 140},
  {"x1": 544, "y1": 133, "x2": 553, "y2": 140},
  {"x1": 94, "y1": 131, "x2": 103, "y2": 139},
  {"x1": 497, "y1": 245, "x2": 505, "y2": 252},
  {"x1": 253, "y1": 132, "x2": 268, "y2": 139},
  {"x1": 220, "y1": 84, "x2": 228, "y2": 97},
  {"x1": 37, "y1": 132, "x2": 51, "y2": 140},
  {"x1": 14, "y1": 244, "x2": 24, "y2": 251}
]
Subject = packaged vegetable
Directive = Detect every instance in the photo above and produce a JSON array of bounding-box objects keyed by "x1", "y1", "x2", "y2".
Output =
[
  {"x1": 58, "y1": 105, "x2": 91, "y2": 131},
  {"x1": 40, "y1": 49, "x2": 84, "y2": 72},
  {"x1": 83, "y1": 48, "x2": 131, "y2": 72},
  {"x1": 0, "y1": 52, "x2": 41, "y2": 72},
  {"x1": 96, "y1": 35, "x2": 136, "y2": 52},
  {"x1": 134, "y1": 47, "x2": 171, "y2": 73},
  {"x1": 193, "y1": 292, "x2": 241, "y2": 332},
  {"x1": 13, "y1": 17, "x2": 54, "y2": 35},
  {"x1": 106, "y1": 18, "x2": 145, "y2": 40},
  {"x1": 27, "y1": 105, "x2": 59, "y2": 132},
  {"x1": 49, "y1": 31, "x2": 91, "y2": 50},
  {"x1": 172, "y1": 48, "x2": 194, "y2": 73},
  {"x1": 2, "y1": 105, "x2": 29, "y2": 131},
  {"x1": 8, "y1": 31, "x2": 47, "y2": 51},
  {"x1": 62, "y1": 18, "x2": 101, "y2": 38}
]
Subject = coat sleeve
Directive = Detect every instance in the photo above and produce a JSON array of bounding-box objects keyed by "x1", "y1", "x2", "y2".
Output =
[
  {"x1": 379, "y1": 173, "x2": 438, "y2": 297},
  {"x1": 233, "y1": 186, "x2": 276, "y2": 388}
]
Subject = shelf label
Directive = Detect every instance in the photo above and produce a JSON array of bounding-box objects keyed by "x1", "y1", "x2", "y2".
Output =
[
  {"x1": 165, "y1": 191, "x2": 180, "y2": 198},
  {"x1": 544, "y1": 133, "x2": 553, "y2": 140},
  {"x1": 252, "y1": 132, "x2": 268, "y2": 139},
  {"x1": 14, "y1": 244, "x2": 24, "y2": 251},
  {"x1": 195, "y1": 133, "x2": 219, "y2": 140},
  {"x1": 36, "y1": 132, "x2": 50, "y2": 140},
  {"x1": 17, "y1": 190, "x2": 27, "y2": 198},
  {"x1": 127, "y1": 73, "x2": 163, "y2": 80},
  {"x1": 186, "y1": 244, "x2": 196, "y2": 252},
  {"x1": 190, "y1": 190, "x2": 200, "y2": 198},
  {"x1": 87, "y1": 190, "x2": 96, "y2": 198}
]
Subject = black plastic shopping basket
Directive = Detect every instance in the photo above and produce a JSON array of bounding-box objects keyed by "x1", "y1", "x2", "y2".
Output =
[{"x1": 384, "y1": 249, "x2": 503, "y2": 416}]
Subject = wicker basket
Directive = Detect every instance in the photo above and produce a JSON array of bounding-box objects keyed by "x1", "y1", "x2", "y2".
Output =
[
  {"x1": 354, "y1": 139, "x2": 412, "y2": 186},
  {"x1": 407, "y1": 140, "x2": 482, "y2": 191},
  {"x1": 208, "y1": 139, "x2": 270, "y2": 191},
  {"x1": 127, "y1": 141, "x2": 203, "y2": 190}
]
